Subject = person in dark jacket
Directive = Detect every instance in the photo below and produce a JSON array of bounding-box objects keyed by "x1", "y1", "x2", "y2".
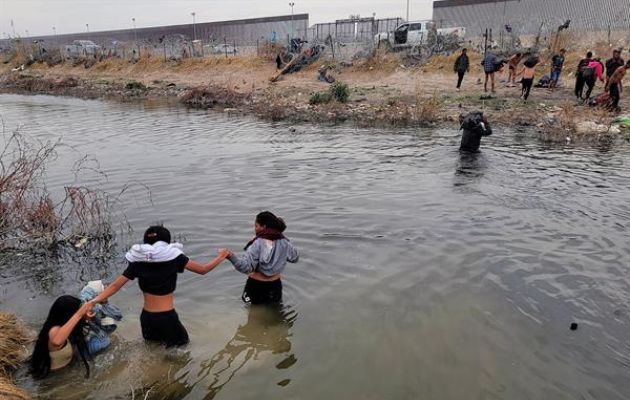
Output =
[
  {"x1": 454, "y1": 48, "x2": 470, "y2": 91},
  {"x1": 459, "y1": 111, "x2": 492, "y2": 153},
  {"x1": 549, "y1": 48, "x2": 566, "y2": 89},
  {"x1": 575, "y1": 51, "x2": 593, "y2": 99},
  {"x1": 605, "y1": 49, "x2": 625, "y2": 85}
]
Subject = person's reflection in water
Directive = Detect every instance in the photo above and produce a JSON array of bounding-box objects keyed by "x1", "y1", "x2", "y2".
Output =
[
  {"x1": 454, "y1": 151, "x2": 487, "y2": 188},
  {"x1": 195, "y1": 305, "x2": 298, "y2": 400}
]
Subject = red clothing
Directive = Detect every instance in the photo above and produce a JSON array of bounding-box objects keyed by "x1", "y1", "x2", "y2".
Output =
[{"x1": 587, "y1": 61, "x2": 604, "y2": 81}]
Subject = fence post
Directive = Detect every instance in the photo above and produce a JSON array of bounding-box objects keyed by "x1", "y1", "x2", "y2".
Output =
[{"x1": 224, "y1": 36, "x2": 228, "y2": 59}]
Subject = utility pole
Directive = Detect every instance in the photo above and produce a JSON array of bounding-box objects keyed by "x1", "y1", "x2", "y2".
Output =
[
  {"x1": 191, "y1": 12, "x2": 197, "y2": 41},
  {"x1": 289, "y1": 2, "x2": 295, "y2": 40},
  {"x1": 406, "y1": 0, "x2": 410, "y2": 22},
  {"x1": 132, "y1": 17, "x2": 139, "y2": 58}
]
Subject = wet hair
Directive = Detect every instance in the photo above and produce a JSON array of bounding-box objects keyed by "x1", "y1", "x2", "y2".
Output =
[
  {"x1": 516, "y1": 52, "x2": 522, "y2": 57},
  {"x1": 586, "y1": 51, "x2": 593, "y2": 58},
  {"x1": 626, "y1": 60, "x2": 630, "y2": 68},
  {"x1": 30, "y1": 295, "x2": 90, "y2": 379},
  {"x1": 256, "y1": 211, "x2": 286, "y2": 233},
  {"x1": 143, "y1": 225, "x2": 171, "y2": 245},
  {"x1": 461, "y1": 48, "x2": 467, "y2": 53}
]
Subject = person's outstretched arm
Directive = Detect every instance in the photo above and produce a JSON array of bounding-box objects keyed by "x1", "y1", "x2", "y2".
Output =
[
  {"x1": 185, "y1": 250, "x2": 229, "y2": 275},
  {"x1": 49, "y1": 303, "x2": 90, "y2": 348},
  {"x1": 89, "y1": 276, "x2": 130, "y2": 307}
]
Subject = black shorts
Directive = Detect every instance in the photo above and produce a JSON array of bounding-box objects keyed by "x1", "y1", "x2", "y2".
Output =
[
  {"x1": 242, "y1": 278, "x2": 282, "y2": 305},
  {"x1": 140, "y1": 309, "x2": 189, "y2": 347}
]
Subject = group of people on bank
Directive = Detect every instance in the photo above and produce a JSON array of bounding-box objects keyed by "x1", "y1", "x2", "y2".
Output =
[
  {"x1": 30, "y1": 211, "x2": 299, "y2": 378},
  {"x1": 453, "y1": 47, "x2": 630, "y2": 110}
]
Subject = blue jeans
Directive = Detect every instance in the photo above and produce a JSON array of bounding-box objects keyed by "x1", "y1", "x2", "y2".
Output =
[{"x1": 550, "y1": 69, "x2": 562, "y2": 82}]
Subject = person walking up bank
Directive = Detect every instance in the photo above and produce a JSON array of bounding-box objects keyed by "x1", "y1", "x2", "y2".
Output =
[
  {"x1": 454, "y1": 48, "x2": 470, "y2": 91},
  {"x1": 575, "y1": 51, "x2": 593, "y2": 99},
  {"x1": 606, "y1": 60, "x2": 630, "y2": 112}
]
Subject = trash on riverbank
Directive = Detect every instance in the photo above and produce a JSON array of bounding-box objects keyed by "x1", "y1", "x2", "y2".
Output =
[
  {"x1": 179, "y1": 85, "x2": 250, "y2": 109},
  {"x1": 0, "y1": 312, "x2": 31, "y2": 400}
]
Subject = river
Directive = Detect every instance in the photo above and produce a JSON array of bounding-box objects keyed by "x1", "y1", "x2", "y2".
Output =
[{"x1": 1, "y1": 93, "x2": 630, "y2": 400}]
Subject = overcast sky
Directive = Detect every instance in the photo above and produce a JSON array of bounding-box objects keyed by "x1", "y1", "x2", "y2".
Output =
[{"x1": 0, "y1": 0, "x2": 435, "y2": 38}]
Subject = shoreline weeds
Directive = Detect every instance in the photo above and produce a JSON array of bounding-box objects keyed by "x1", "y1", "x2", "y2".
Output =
[{"x1": 0, "y1": 56, "x2": 626, "y2": 143}]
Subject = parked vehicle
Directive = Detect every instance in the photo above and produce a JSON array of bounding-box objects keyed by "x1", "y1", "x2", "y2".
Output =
[
  {"x1": 212, "y1": 44, "x2": 238, "y2": 55},
  {"x1": 375, "y1": 20, "x2": 465, "y2": 50},
  {"x1": 64, "y1": 40, "x2": 101, "y2": 58}
]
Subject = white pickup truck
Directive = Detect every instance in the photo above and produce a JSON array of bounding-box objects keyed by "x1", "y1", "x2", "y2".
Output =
[
  {"x1": 375, "y1": 20, "x2": 465, "y2": 50},
  {"x1": 64, "y1": 40, "x2": 101, "y2": 58}
]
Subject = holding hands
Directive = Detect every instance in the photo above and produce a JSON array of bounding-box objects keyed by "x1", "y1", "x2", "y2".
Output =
[{"x1": 218, "y1": 248, "x2": 233, "y2": 258}]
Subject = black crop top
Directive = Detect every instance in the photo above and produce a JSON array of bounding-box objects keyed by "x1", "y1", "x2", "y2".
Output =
[{"x1": 122, "y1": 254, "x2": 189, "y2": 296}]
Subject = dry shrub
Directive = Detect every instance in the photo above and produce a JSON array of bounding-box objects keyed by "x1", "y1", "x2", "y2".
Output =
[
  {"x1": 179, "y1": 84, "x2": 249, "y2": 108},
  {"x1": 0, "y1": 312, "x2": 31, "y2": 400},
  {"x1": 0, "y1": 376, "x2": 29, "y2": 400},
  {"x1": 258, "y1": 42, "x2": 284, "y2": 60},
  {"x1": 353, "y1": 48, "x2": 401, "y2": 73},
  {"x1": 0, "y1": 128, "x2": 119, "y2": 251},
  {"x1": 0, "y1": 313, "x2": 30, "y2": 375}
]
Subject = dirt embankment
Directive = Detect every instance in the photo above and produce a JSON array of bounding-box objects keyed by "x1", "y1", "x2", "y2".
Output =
[{"x1": 0, "y1": 52, "x2": 627, "y2": 142}]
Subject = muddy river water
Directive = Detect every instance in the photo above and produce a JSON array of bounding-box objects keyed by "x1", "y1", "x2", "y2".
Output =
[{"x1": 1, "y1": 94, "x2": 630, "y2": 399}]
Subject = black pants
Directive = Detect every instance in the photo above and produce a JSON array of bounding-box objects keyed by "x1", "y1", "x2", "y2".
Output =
[
  {"x1": 575, "y1": 70, "x2": 586, "y2": 98},
  {"x1": 584, "y1": 73, "x2": 596, "y2": 100},
  {"x1": 521, "y1": 78, "x2": 533, "y2": 100},
  {"x1": 242, "y1": 278, "x2": 282, "y2": 305},
  {"x1": 456, "y1": 71, "x2": 465, "y2": 88},
  {"x1": 140, "y1": 309, "x2": 189, "y2": 347},
  {"x1": 609, "y1": 82, "x2": 620, "y2": 110}
]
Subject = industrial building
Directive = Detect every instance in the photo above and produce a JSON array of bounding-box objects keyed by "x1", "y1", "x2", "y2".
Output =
[
  {"x1": 13, "y1": 14, "x2": 309, "y2": 46},
  {"x1": 433, "y1": 0, "x2": 630, "y2": 37}
]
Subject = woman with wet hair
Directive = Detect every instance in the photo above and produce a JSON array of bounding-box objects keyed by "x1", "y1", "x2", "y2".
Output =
[
  {"x1": 223, "y1": 211, "x2": 299, "y2": 305},
  {"x1": 31, "y1": 295, "x2": 92, "y2": 378},
  {"x1": 87, "y1": 225, "x2": 229, "y2": 347}
]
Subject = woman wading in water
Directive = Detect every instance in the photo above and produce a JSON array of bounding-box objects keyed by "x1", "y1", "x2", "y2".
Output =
[
  {"x1": 223, "y1": 211, "x2": 299, "y2": 304},
  {"x1": 88, "y1": 226, "x2": 229, "y2": 347},
  {"x1": 31, "y1": 295, "x2": 92, "y2": 378}
]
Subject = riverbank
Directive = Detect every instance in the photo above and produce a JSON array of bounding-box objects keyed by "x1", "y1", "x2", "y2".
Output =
[{"x1": 0, "y1": 52, "x2": 626, "y2": 142}]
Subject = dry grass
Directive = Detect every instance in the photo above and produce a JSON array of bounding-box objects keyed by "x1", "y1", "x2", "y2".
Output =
[
  {"x1": 0, "y1": 376, "x2": 29, "y2": 400},
  {"x1": 0, "y1": 313, "x2": 30, "y2": 375},
  {"x1": 0, "y1": 312, "x2": 31, "y2": 400},
  {"x1": 352, "y1": 49, "x2": 401, "y2": 74}
]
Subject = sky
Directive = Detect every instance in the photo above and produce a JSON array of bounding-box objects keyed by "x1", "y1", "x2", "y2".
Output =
[{"x1": 0, "y1": 0, "x2": 435, "y2": 38}]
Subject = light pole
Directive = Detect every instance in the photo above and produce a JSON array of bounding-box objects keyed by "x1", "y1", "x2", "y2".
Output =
[
  {"x1": 406, "y1": 0, "x2": 410, "y2": 22},
  {"x1": 289, "y1": 2, "x2": 295, "y2": 40},
  {"x1": 191, "y1": 12, "x2": 196, "y2": 41},
  {"x1": 132, "y1": 17, "x2": 139, "y2": 58},
  {"x1": 86, "y1": 23, "x2": 89, "y2": 33}
]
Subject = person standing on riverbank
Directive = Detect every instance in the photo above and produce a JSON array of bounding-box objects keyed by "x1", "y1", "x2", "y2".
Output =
[
  {"x1": 549, "y1": 49, "x2": 566, "y2": 90},
  {"x1": 606, "y1": 60, "x2": 630, "y2": 112},
  {"x1": 482, "y1": 50, "x2": 498, "y2": 93},
  {"x1": 454, "y1": 48, "x2": 470, "y2": 91},
  {"x1": 87, "y1": 226, "x2": 229, "y2": 347},
  {"x1": 605, "y1": 49, "x2": 625, "y2": 85},
  {"x1": 223, "y1": 211, "x2": 299, "y2": 305}
]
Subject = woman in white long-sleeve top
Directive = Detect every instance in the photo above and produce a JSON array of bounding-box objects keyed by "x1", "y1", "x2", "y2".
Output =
[{"x1": 223, "y1": 211, "x2": 299, "y2": 305}]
